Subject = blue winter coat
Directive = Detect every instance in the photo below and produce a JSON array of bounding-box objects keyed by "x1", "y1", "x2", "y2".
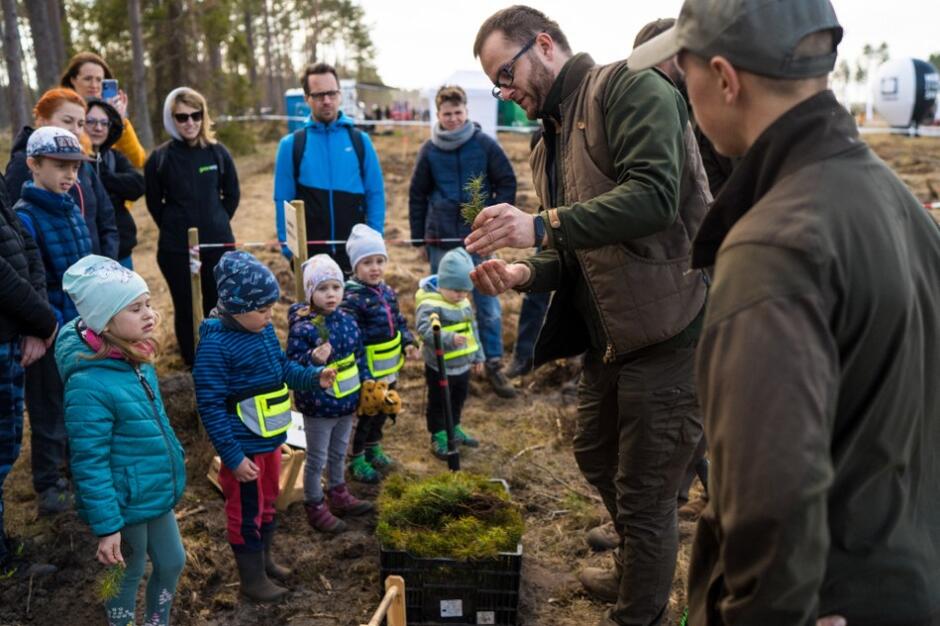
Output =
[
  {"x1": 287, "y1": 304, "x2": 368, "y2": 418},
  {"x1": 339, "y1": 278, "x2": 416, "y2": 375},
  {"x1": 56, "y1": 319, "x2": 186, "y2": 537},
  {"x1": 408, "y1": 125, "x2": 516, "y2": 249}
]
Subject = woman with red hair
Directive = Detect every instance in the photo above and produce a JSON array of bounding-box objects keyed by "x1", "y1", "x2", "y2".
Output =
[{"x1": 5, "y1": 88, "x2": 118, "y2": 261}]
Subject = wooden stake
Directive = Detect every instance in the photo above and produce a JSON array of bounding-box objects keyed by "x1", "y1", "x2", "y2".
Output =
[
  {"x1": 188, "y1": 227, "x2": 204, "y2": 348},
  {"x1": 360, "y1": 575, "x2": 406, "y2": 626},
  {"x1": 291, "y1": 200, "x2": 308, "y2": 303}
]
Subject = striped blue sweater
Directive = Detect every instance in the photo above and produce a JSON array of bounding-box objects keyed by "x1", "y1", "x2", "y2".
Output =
[{"x1": 193, "y1": 317, "x2": 323, "y2": 470}]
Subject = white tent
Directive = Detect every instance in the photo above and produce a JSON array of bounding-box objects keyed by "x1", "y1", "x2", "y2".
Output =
[{"x1": 424, "y1": 70, "x2": 499, "y2": 139}]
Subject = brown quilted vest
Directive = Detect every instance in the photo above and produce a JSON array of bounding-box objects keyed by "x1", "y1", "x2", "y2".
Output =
[{"x1": 530, "y1": 62, "x2": 711, "y2": 360}]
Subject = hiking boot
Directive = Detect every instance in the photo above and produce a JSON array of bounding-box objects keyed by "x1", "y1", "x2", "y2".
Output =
[
  {"x1": 261, "y1": 527, "x2": 291, "y2": 581},
  {"x1": 485, "y1": 359, "x2": 517, "y2": 398},
  {"x1": 37, "y1": 478, "x2": 73, "y2": 516},
  {"x1": 304, "y1": 500, "x2": 347, "y2": 534},
  {"x1": 0, "y1": 538, "x2": 56, "y2": 579},
  {"x1": 430, "y1": 431, "x2": 450, "y2": 460},
  {"x1": 233, "y1": 549, "x2": 288, "y2": 602},
  {"x1": 348, "y1": 454, "x2": 381, "y2": 484},
  {"x1": 506, "y1": 356, "x2": 534, "y2": 378},
  {"x1": 586, "y1": 521, "x2": 620, "y2": 552},
  {"x1": 326, "y1": 483, "x2": 374, "y2": 517},
  {"x1": 366, "y1": 444, "x2": 394, "y2": 472},
  {"x1": 578, "y1": 555, "x2": 622, "y2": 604},
  {"x1": 454, "y1": 425, "x2": 479, "y2": 448}
]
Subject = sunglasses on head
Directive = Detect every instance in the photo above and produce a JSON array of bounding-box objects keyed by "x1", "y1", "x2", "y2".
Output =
[{"x1": 173, "y1": 110, "x2": 204, "y2": 123}]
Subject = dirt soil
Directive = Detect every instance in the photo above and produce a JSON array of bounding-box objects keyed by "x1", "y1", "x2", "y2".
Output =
[{"x1": 1, "y1": 129, "x2": 938, "y2": 626}]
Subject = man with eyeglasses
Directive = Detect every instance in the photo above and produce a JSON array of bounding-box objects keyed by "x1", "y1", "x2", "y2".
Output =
[
  {"x1": 274, "y1": 62, "x2": 385, "y2": 272},
  {"x1": 466, "y1": 6, "x2": 711, "y2": 626}
]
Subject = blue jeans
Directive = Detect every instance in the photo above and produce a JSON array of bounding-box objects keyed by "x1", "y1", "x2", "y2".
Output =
[
  {"x1": 427, "y1": 246, "x2": 503, "y2": 360},
  {"x1": 0, "y1": 341, "x2": 24, "y2": 562},
  {"x1": 118, "y1": 256, "x2": 133, "y2": 270},
  {"x1": 513, "y1": 291, "x2": 550, "y2": 363}
]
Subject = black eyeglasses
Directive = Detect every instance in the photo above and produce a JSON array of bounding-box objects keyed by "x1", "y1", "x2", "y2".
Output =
[
  {"x1": 491, "y1": 36, "x2": 538, "y2": 99},
  {"x1": 173, "y1": 110, "x2": 204, "y2": 123},
  {"x1": 308, "y1": 90, "x2": 340, "y2": 101},
  {"x1": 85, "y1": 117, "x2": 111, "y2": 128}
]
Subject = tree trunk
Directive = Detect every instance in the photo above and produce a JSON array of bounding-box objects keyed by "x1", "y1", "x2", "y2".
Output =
[
  {"x1": 1, "y1": 0, "x2": 31, "y2": 135},
  {"x1": 261, "y1": 0, "x2": 277, "y2": 112},
  {"x1": 127, "y1": 0, "x2": 154, "y2": 148},
  {"x1": 26, "y1": 1, "x2": 58, "y2": 90},
  {"x1": 243, "y1": 5, "x2": 259, "y2": 113},
  {"x1": 46, "y1": 0, "x2": 65, "y2": 68}
]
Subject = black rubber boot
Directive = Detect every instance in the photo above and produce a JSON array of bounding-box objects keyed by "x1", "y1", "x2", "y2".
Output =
[
  {"x1": 261, "y1": 527, "x2": 292, "y2": 581},
  {"x1": 233, "y1": 549, "x2": 288, "y2": 602}
]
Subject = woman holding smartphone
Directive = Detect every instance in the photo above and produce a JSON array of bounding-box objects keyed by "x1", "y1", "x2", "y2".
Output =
[
  {"x1": 145, "y1": 87, "x2": 239, "y2": 367},
  {"x1": 60, "y1": 52, "x2": 147, "y2": 169}
]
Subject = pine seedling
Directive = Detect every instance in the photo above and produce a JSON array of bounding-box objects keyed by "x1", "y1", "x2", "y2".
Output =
[
  {"x1": 313, "y1": 314, "x2": 330, "y2": 343},
  {"x1": 98, "y1": 564, "x2": 125, "y2": 602},
  {"x1": 460, "y1": 175, "x2": 487, "y2": 226}
]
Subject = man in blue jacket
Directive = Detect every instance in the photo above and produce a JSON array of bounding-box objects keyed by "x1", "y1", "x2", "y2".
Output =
[{"x1": 273, "y1": 63, "x2": 385, "y2": 272}]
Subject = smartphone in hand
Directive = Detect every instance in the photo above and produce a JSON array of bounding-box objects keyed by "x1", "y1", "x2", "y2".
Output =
[{"x1": 102, "y1": 79, "x2": 119, "y2": 101}]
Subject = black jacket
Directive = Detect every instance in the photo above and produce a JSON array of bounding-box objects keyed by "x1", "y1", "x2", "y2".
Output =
[
  {"x1": 0, "y1": 172, "x2": 57, "y2": 343},
  {"x1": 88, "y1": 98, "x2": 144, "y2": 260},
  {"x1": 6, "y1": 126, "x2": 119, "y2": 259},
  {"x1": 144, "y1": 139, "x2": 239, "y2": 253}
]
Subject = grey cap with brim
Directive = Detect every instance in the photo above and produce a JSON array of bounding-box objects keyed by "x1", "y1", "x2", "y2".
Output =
[{"x1": 628, "y1": 0, "x2": 843, "y2": 79}]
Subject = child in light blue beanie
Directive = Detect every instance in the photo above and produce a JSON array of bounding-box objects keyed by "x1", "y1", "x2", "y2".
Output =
[
  {"x1": 57, "y1": 255, "x2": 188, "y2": 626},
  {"x1": 414, "y1": 247, "x2": 484, "y2": 460}
]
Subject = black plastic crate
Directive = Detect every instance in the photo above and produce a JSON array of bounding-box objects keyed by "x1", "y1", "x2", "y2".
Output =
[{"x1": 378, "y1": 479, "x2": 522, "y2": 625}]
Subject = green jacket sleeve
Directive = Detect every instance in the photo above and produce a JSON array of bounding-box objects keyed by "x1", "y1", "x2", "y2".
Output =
[
  {"x1": 64, "y1": 373, "x2": 125, "y2": 537},
  {"x1": 518, "y1": 249, "x2": 563, "y2": 293},
  {"x1": 543, "y1": 68, "x2": 686, "y2": 252}
]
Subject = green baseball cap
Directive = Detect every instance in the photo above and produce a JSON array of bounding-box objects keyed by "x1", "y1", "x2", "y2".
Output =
[{"x1": 628, "y1": 0, "x2": 843, "y2": 79}]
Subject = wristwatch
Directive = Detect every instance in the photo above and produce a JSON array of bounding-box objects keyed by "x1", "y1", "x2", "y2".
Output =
[{"x1": 533, "y1": 214, "x2": 546, "y2": 247}]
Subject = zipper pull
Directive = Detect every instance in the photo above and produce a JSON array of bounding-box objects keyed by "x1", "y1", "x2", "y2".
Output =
[
  {"x1": 603, "y1": 343, "x2": 616, "y2": 364},
  {"x1": 135, "y1": 366, "x2": 156, "y2": 401}
]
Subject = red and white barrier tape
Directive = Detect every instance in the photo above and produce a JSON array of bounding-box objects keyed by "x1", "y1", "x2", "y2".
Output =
[{"x1": 188, "y1": 237, "x2": 465, "y2": 252}]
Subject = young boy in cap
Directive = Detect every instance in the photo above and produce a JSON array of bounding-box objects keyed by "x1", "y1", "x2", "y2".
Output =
[
  {"x1": 14, "y1": 126, "x2": 94, "y2": 517},
  {"x1": 340, "y1": 224, "x2": 418, "y2": 483},
  {"x1": 0, "y1": 135, "x2": 59, "y2": 576},
  {"x1": 630, "y1": 1, "x2": 940, "y2": 624},
  {"x1": 287, "y1": 254, "x2": 374, "y2": 534},
  {"x1": 414, "y1": 248, "x2": 484, "y2": 459},
  {"x1": 193, "y1": 250, "x2": 336, "y2": 603}
]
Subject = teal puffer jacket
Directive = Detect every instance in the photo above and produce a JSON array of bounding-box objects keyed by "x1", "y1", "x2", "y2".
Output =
[{"x1": 55, "y1": 319, "x2": 186, "y2": 536}]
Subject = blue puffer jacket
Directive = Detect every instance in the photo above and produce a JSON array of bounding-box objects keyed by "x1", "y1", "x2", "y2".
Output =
[
  {"x1": 408, "y1": 125, "x2": 516, "y2": 249},
  {"x1": 340, "y1": 278, "x2": 416, "y2": 351},
  {"x1": 56, "y1": 319, "x2": 186, "y2": 537},
  {"x1": 287, "y1": 304, "x2": 368, "y2": 418}
]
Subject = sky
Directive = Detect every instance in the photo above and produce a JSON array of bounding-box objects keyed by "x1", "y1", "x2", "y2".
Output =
[{"x1": 357, "y1": 0, "x2": 940, "y2": 90}]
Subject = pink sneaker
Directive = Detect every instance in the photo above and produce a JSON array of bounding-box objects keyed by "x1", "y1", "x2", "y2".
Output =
[
  {"x1": 304, "y1": 499, "x2": 347, "y2": 533},
  {"x1": 326, "y1": 484, "x2": 374, "y2": 517}
]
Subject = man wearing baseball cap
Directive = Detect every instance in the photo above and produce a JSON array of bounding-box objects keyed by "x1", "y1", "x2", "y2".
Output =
[{"x1": 630, "y1": 2, "x2": 940, "y2": 625}]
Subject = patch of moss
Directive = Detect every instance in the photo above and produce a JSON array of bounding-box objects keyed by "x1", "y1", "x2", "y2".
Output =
[{"x1": 377, "y1": 472, "x2": 523, "y2": 560}]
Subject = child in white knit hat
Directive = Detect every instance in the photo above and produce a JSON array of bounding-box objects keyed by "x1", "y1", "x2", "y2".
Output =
[{"x1": 340, "y1": 224, "x2": 419, "y2": 483}]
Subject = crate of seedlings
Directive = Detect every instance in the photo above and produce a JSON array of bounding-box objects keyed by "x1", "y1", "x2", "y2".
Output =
[{"x1": 377, "y1": 472, "x2": 524, "y2": 626}]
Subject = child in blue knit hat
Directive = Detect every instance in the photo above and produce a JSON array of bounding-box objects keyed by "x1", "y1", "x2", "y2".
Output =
[
  {"x1": 340, "y1": 224, "x2": 419, "y2": 483},
  {"x1": 57, "y1": 255, "x2": 185, "y2": 626},
  {"x1": 193, "y1": 250, "x2": 336, "y2": 603},
  {"x1": 415, "y1": 248, "x2": 484, "y2": 459},
  {"x1": 287, "y1": 254, "x2": 374, "y2": 534}
]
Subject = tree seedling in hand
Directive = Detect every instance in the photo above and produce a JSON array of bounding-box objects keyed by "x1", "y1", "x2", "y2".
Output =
[{"x1": 460, "y1": 174, "x2": 487, "y2": 226}]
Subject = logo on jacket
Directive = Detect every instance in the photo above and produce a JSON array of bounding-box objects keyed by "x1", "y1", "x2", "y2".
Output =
[{"x1": 198, "y1": 164, "x2": 219, "y2": 174}]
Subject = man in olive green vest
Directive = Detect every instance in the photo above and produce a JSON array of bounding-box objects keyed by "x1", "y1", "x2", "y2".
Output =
[{"x1": 466, "y1": 6, "x2": 711, "y2": 626}]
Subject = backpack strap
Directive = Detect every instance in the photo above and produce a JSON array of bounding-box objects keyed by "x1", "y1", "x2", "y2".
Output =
[
  {"x1": 291, "y1": 127, "x2": 307, "y2": 184},
  {"x1": 345, "y1": 125, "x2": 366, "y2": 182}
]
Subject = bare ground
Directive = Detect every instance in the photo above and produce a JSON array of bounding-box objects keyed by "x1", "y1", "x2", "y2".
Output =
[{"x1": 1, "y1": 129, "x2": 937, "y2": 626}]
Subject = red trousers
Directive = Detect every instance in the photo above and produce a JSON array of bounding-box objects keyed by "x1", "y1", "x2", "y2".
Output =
[{"x1": 218, "y1": 448, "x2": 281, "y2": 552}]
